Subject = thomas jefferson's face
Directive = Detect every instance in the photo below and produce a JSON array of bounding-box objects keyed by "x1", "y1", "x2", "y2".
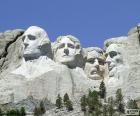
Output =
[
  {"x1": 23, "y1": 31, "x2": 42, "y2": 59},
  {"x1": 54, "y1": 37, "x2": 76, "y2": 65},
  {"x1": 106, "y1": 44, "x2": 123, "y2": 77},
  {"x1": 84, "y1": 50, "x2": 105, "y2": 80}
]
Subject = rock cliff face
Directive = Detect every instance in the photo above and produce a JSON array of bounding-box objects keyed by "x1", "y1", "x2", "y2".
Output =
[
  {"x1": 103, "y1": 24, "x2": 140, "y2": 106},
  {"x1": 0, "y1": 29, "x2": 24, "y2": 72},
  {"x1": 0, "y1": 24, "x2": 140, "y2": 113}
]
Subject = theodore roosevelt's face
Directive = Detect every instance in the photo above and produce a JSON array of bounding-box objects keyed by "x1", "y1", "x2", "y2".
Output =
[
  {"x1": 54, "y1": 37, "x2": 76, "y2": 65},
  {"x1": 84, "y1": 50, "x2": 105, "y2": 80},
  {"x1": 106, "y1": 44, "x2": 123, "y2": 77}
]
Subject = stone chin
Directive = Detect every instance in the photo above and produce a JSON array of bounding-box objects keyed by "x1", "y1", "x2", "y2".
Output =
[
  {"x1": 23, "y1": 50, "x2": 41, "y2": 60},
  {"x1": 55, "y1": 56, "x2": 75, "y2": 64}
]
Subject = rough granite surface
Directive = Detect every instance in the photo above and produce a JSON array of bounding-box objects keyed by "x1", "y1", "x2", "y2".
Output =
[{"x1": 0, "y1": 24, "x2": 140, "y2": 115}]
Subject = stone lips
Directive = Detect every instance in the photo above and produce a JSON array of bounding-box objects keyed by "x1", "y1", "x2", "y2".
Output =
[{"x1": 0, "y1": 24, "x2": 140, "y2": 112}]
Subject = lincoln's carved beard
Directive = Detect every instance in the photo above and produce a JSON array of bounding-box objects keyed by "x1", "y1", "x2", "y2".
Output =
[
  {"x1": 106, "y1": 44, "x2": 123, "y2": 77},
  {"x1": 54, "y1": 37, "x2": 77, "y2": 66},
  {"x1": 84, "y1": 50, "x2": 105, "y2": 80}
]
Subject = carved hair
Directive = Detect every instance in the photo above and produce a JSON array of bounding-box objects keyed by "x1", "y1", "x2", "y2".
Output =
[
  {"x1": 84, "y1": 47, "x2": 105, "y2": 60},
  {"x1": 104, "y1": 37, "x2": 128, "y2": 48}
]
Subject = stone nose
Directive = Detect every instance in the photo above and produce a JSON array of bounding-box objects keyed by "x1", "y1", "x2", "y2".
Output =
[
  {"x1": 106, "y1": 55, "x2": 112, "y2": 63},
  {"x1": 106, "y1": 57, "x2": 111, "y2": 67},
  {"x1": 24, "y1": 43, "x2": 29, "y2": 48},
  {"x1": 64, "y1": 49, "x2": 69, "y2": 55},
  {"x1": 94, "y1": 60, "x2": 99, "y2": 69}
]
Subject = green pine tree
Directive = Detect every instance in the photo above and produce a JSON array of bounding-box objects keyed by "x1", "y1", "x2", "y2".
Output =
[
  {"x1": 7, "y1": 109, "x2": 19, "y2": 115},
  {"x1": 99, "y1": 81, "x2": 106, "y2": 99},
  {"x1": 20, "y1": 107, "x2": 26, "y2": 116},
  {"x1": 33, "y1": 107, "x2": 39, "y2": 116},
  {"x1": 63, "y1": 93, "x2": 69, "y2": 104},
  {"x1": 87, "y1": 91, "x2": 95, "y2": 113},
  {"x1": 16, "y1": 108, "x2": 20, "y2": 115},
  {"x1": 103, "y1": 105, "x2": 108, "y2": 116},
  {"x1": 108, "y1": 97, "x2": 115, "y2": 116},
  {"x1": 80, "y1": 95, "x2": 87, "y2": 112},
  {"x1": 0, "y1": 108, "x2": 2, "y2": 116},
  {"x1": 87, "y1": 90, "x2": 101, "y2": 114},
  {"x1": 65, "y1": 100, "x2": 73, "y2": 111},
  {"x1": 39, "y1": 100, "x2": 46, "y2": 114},
  {"x1": 88, "y1": 89, "x2": 92, "y2": 97},
  {"x1": 6, "y1": 110, "x2": 10, "y2": 116},
  {"x1": 115, "y1": 89, "x2": 124, "y2": 113},
  {"x1": 116, "y1": 89, "x2": 123, "y2": 104},
  {"x1": 56, "y1": 94, "x2": 63, "y2": 109}
]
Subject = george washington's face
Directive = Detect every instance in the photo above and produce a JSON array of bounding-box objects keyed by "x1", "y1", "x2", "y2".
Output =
[
  {"x1": 106, "y1": 44, "x2": 123, "y2": 77},
  {"x1": 54, "y1": 37, "x2": 76, "y2": 65},
  {"x1": 84, "y1": 50, "x2": 105, "y2": 80},
  {"x1": 22, "y1": 31, "x2": 42, "y2": 59}
]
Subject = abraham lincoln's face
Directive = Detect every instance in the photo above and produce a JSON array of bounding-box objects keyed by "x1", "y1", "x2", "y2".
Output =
[{"x1": 106, "y1": 44, "x2": 123, "y2": 77}]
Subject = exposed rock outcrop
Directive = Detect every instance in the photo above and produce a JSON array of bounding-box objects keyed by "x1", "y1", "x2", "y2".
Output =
[
  {"x1": 0, "y1": 23, "x2": 140, "y2": 114},
  {"x1": 0, "y1": 29, "x2": 24, "y2": 72}
]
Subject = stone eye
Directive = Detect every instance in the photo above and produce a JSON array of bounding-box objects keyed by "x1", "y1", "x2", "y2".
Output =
[
  {"x1": 58, "y1": 43, "x2": 65, "y2": 49},
  {"x1": 109, "y1": 51, "x2": 117, "y2": 58},
  {"x1": 98, "y1": 59, "x2": 105, "y2": 65},
  {"x1": 68, "y1": 43, "x2": 74, "y2": 49},
  {"x1": 87, "y1": 59, "x2": 94, "y2": 64},
  {"x1": 76, "y1": 45, "x2": 80, "y2": 49},
  {"x1": 27, "y1": 35, "x2": 36, "y2": 40},
  {"x1": 22, "y1": 36, "x2": 25, "y2": 41}
]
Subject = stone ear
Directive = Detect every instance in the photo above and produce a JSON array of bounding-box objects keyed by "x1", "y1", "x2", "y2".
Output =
[{"x1": 22, "y1": 35, "x2": 26, "y2": 41}]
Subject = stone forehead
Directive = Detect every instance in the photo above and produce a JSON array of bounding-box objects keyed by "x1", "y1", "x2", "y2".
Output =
[
  {"x1": 85, "y1": 47, "x2": 105, "y2": 60},
  {"x1": 58, "y1": 37, "x2": 75, "y2": 44},
  {"x1": 86, "y1": 47, "x2": 104, "y2": 54},
  {"x1": 87, "y1": 51, "x2": 101, "y2": 59},
  {"x1": 23, "y1": 26, "x2": 48, "y2": 38},
  {"x1": 23, "y1": 26, "x2": 50, "y2": 45},
  {"x1": 56, "y1": 35, "x2": 80, "y2": 45},
  {"x1": 53, "y1": 35, "x2": 81, "y2": 53},
  {"x1": 104, "y1": 36, "x2": 127, "y2": 48},
  {"x1": 106, "y1": 44, "x2": 123, "y2": 53}
]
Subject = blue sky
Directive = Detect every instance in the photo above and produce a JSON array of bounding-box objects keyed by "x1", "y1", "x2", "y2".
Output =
[{"x1": 0, "y1": 0, "x2": 140, "y2": 48}]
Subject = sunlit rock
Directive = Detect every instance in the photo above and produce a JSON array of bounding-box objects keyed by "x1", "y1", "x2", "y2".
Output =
[{"x1": 53, "y1": 35, "x2": 84, "y2": 68}]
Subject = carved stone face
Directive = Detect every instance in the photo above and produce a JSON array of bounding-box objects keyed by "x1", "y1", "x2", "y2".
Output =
[
  {"x1": 106, "y1": 44, "x2": 123, "y2": 77},
  {"x1": 22, "y1": 26, "x2": 49, "y2": 60},
  {"x1": 84, "y1": 49, "x2": 105, "y2": 80},
  {"x1": 54, "y1": 37, "x2": 76, "y2": 65}
]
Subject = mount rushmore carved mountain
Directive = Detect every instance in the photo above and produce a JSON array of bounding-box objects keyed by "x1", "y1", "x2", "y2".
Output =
[{"x1": 0, "y1": 24, "x2": 140, "y2": 114}]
